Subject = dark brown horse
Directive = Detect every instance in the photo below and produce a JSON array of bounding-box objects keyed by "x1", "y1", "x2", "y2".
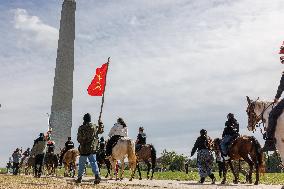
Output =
[
  {"x1": 44, "y1": 152, "x2": 58, "y2": 176},
  {"x1": 136, "y1": 144, "x2": 156, "y2": 180},
  {"x1": 97, "y1": 152, "x2": 111, "y2": 178},
  {"x1": 213, "y1": 136, "x2": 265, "y2": 185}
]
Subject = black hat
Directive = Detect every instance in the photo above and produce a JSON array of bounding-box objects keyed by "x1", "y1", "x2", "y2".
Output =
[
  {"x1": 39, "y1": 133, "x2": 44, "y2": 137},
  {"x1": 100, "y1": 137, "x2": 105, "y2": 142},
  {"x1": 200, "y1": 129, "x2": 207, "y2": 136},
  {"x1": 227, "y1": 113, "x2": 234, "y2": 119},
  {"x1": 83, "y1": 113, "x2": 91, "y2": 122}
]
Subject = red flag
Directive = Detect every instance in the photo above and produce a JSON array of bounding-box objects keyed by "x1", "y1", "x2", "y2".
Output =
[
  {"x1": 279, "y1": 46, "x2": 284, "y2": 54},
  {"x1": 87, "y1": 63, "x2": 108, "y2": 96}
]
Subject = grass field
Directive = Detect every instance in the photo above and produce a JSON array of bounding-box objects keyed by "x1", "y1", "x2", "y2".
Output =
[{"x1": 1, "y1": 167, "x2": 284, "y2": 185}]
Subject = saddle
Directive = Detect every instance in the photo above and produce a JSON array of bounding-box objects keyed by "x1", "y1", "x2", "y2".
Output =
[{"x1": 227, "y1": 135, "x2": 240, "y2": 152}]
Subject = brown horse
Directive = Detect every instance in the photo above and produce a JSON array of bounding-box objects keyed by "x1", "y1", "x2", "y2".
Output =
[
  {"x1": 213, "y1": 136, "x2": 265, "y2": 185},
  {"x1": 109, "y1": 138, "x2": 137, "y2": 181},
  {"x1": 136, "y1": 144, "x2": 156, "y2": 180},
  {"x1": 63, "y1": 149, "x2": 79, "y2": 177}
]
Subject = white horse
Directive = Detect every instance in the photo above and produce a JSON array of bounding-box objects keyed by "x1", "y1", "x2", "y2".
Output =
[
  {"x1": 109, "y1": 138, "x2": 136, "y2": 181},
  {"x1": 246, "y1": 96, "x2": 284, "y2": 164}
]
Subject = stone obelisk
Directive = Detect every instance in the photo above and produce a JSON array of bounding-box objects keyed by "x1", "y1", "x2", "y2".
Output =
[{"x1": 50, "y1": 0, "x2": 76, "y2": 153}]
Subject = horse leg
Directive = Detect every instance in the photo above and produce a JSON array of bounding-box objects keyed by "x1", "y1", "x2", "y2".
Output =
[
  {"x1": 128, "y1": 160, "x2": 137, "y2": 181},
  {"x1": 228, "y1": 160, "x2": 238, "y2": 184},
  {"x1": 221, "y1": 162, "x2": 228, "y2": 184},
  {"x1": 72, "y1": 162, "x2": 76, "y2": 178},
  {"x1": 145, "y1": 160, "x2": 151, "y2": 180},
  {"x1": 120, "y1": 159, "x2": 125, "y2": 180},
  {"x1": 151, "y1": 159, "x2": 155, "y2": 180},
  {"x1": 137, "y1": 162, "x2": 142, "y2": 180},
  {"x1": 64, "y1": 163, "x2": 68, "y2": 177},
  {"x1": 106, "y1": 160, "x2": 111, "y2": 178},
  {"x1": 254, "y1": 161, "x2": 259, "y2": 185},
  {"x1": 243, "y1": 156, "x2": 254, "y2": 184},
  {"x1": 109, "y1": 160, "x2": 115, "y2": 180}
]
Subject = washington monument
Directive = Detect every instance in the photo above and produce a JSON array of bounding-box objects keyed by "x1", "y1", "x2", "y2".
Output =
[{"x1": 50, "y1": 0, "x2": 76, "y2": 153}]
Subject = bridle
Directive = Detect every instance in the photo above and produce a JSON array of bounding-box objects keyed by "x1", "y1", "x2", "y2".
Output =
[{"x1": 247, "y1": 100, "x2": 275, "y2": 131}]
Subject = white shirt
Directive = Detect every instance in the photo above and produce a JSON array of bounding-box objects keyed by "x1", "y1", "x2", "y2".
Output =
[{"x1": 108, "y1": 123, "x2": 128, "y2": 137}]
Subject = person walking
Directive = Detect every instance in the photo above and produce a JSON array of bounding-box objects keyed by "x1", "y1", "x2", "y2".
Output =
[
  {"x1": 191, "y1": 129, "x2": 216, "y2": 184},
  {"x1": 76, "y1": 113, "x2": 103, "y2": 184}
]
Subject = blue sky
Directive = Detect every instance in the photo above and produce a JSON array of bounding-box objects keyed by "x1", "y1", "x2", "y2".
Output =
[{"x1": 0, "y1": 0, "x2": 284, "y2": 166}]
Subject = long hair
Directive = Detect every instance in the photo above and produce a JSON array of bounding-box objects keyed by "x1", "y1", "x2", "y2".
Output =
[{"x1": 117, "y1": 117, "x2": 127, "y2": 127}]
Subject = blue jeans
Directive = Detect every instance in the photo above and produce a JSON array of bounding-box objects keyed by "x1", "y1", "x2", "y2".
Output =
[
  {"x1": 220, "y1": 135, "x2": 232, "y2": 156},
  {"x1": 78, "y1": 154, "x2": 99, "y2": 177}
]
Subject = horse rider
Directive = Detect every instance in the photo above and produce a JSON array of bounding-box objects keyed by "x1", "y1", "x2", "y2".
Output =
[
  {"x1": 263, "y1": 71, "x2": 284, "y2": 151},
  {"x1": 12, "y1": 148, "x2": 22, "y2": 175},
  {"x1": 22, "y1": 148, "x2": 31, "y2": 157},
  {"x1": 220, "y1": 113, "x2": 239, "y2": 160},
  {"x1": 105, "y1": 117, "x2": 128, "y2": 158},
  {"x1": 47, "y1": 140, "x2": 55, "y2": 153},
  {"x1": 31, "y1": 133, "x2": 47, "y2": 178},
  {"x1": 76, "y1": 113, "x2": 102, "y2": 184},
  {"x1": 136, "y1": 126, "x2": 146, "y2": 151},
  {"x1": 99, "y1": 137, "x2": 105, "y2": 152},
  {"x1": 191, "y1": 129, "x2": 216, "y2": 184},
  {"x1": 59, "y1": 137, "x2": 74, "y2": 166}
]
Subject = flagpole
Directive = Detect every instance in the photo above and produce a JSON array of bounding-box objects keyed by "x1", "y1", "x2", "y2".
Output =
[{"x1": 98, "y1": 57, "x2": 110, "y2": 125}]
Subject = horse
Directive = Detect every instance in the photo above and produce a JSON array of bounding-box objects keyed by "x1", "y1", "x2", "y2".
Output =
[
  {"x1": 96, "y1": 146, "x2": 112, "y2": 178},
  {"x1": 63, "y1": 149, "x2": 79, "y2": 177},
  {"x1": 44, "y1": 152, "x2": 58, "y2": 176},
  {"x1": 246, "y1": 96, "x2": 284, "y2": 165},
  {"x1": 136, "y1": 144, "x2": 156, "y2": 180},
  {"x1": 213, "y1": 136, "x2": 265, "y2": 185},
  {"x1": 108, "y1": 138, "x2": 137, "y2": 181},
  {"x1": 19, "y1": 156, "x2": 34, "y2": 175}
]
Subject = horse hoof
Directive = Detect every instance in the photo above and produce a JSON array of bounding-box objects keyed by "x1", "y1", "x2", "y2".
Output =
[
  {"x1": 221, "y1": 181, "x2": 226, "y2": 185},
  {"x1": 139, "y1": 178, "x2": 142, "y2": 180},
  {"x1": 254, "y1": 182, "x2": 259, "y2": 185},
  {"x1": 150, "y1": 176, "x2": 153, "y2": 180},
  {"x1": 129, "y1": 178, "x2": 132, "y2": 181},
  {"x1": 233, "y1": 180, "x2": 238, "y2": 184}
]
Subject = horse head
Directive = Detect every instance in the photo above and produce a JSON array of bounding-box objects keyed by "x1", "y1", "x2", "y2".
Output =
[
  {"x1": 212, "y1": 138, "x2": 221, "y2": 152},
  {"x1": 246, "y1": 96, "x2": 261, "y2": 131}
]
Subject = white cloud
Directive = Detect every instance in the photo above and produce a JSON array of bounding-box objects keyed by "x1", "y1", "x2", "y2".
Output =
[
  {"x1": 1, "y1": 0, "x2": 284, "y2": 166},
  {"x1": 13, "y1": 8, "x2": 58, "y2": 49}
]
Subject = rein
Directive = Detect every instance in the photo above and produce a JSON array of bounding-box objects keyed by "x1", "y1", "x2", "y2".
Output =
[{"x1": 250, "y1": 101, "x2": 275, "y2": 131}]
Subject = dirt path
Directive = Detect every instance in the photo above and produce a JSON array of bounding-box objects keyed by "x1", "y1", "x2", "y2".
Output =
[
  {"x1": 0, "y1": 174, "x2": 283, "y2": 189},
  {"x1": 65, "y1": 177, "x2": 284, "y2": 189}
]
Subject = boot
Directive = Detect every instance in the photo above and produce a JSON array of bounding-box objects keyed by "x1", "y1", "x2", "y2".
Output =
[
  {"x1": 262, "y1": 139, "x2": 276, "y2": 152},
  {"x1": 94, "y1": 175, "x2": 101, "y2": 184},
  {"x1": 75, "y1": 177, "x2": 82, "y2": 183},
  {"x1": 199, "y1": 177, "x2": 205, "y2": 184},
  {"x1": 209, "y1": 174, "x2": 216, "y2": 184}
]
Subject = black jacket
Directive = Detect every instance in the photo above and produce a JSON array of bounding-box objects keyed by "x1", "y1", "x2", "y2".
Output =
[
  {"x1": 275, "y1": 73, "x2": 284, "y2": 99},
  {"x1": 65, "y1": 141, "x2": 74, "y2": 151},
  {"x1": 137, "y1": 133, "x2": 146, "y2": 145},
  {"x1": 191, "y1": 135, "x2": 209, "y2": 156},
  {"x1": 222, "y1": 118, "x2": 239, "y2": 137}
]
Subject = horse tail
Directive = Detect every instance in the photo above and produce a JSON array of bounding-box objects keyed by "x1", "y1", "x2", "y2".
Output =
[
  {"x1": 150, "y1": 144, "x2": 157, "y2": 168},
  {"x1": 251, "y1": 136, "x2": 265, "y2": 174},
  {"x1": 127, "y1": 139, "x2": 136, "y2": 162}
]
